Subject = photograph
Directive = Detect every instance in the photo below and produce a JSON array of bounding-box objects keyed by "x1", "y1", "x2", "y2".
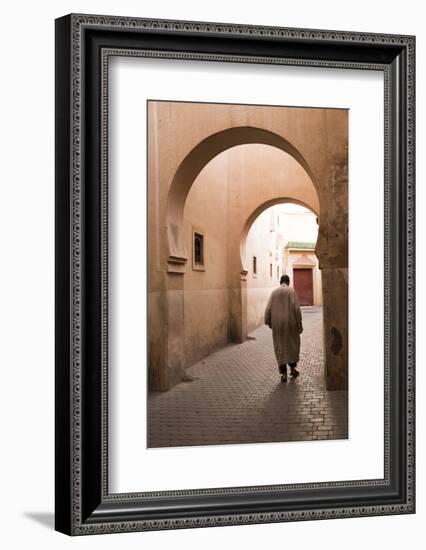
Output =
[{"x1": 147, "y1": 100, "x2": 348, "y2": 448}]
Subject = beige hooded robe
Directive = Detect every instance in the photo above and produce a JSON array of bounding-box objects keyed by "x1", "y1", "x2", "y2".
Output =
[{"x1": 264, "y1": 284, "x2": 303, "y2": 366}]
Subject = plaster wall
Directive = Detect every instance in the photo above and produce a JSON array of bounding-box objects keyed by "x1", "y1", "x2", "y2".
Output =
[{"x1": 182, "y1": 154, "x2": 230, "y2": 367}]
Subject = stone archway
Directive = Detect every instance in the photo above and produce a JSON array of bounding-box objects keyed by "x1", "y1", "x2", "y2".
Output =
[{"x1": 166, "y1": 127, "x2": 317, "y2": 269}]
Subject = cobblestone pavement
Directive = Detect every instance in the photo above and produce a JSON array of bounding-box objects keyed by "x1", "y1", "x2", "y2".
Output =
[{"x1": 148, "y1": 307, "x2": 348, "y2": 447}]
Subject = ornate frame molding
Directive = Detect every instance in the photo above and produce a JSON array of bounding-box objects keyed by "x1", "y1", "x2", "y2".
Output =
[{"x1": 55, "y1": 13, "x2": 415, "y2": 535}]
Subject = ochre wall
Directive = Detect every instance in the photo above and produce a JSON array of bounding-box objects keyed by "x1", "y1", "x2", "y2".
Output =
[{"x1": 182, "y1": 154, "x2": 230, "y2": 367}]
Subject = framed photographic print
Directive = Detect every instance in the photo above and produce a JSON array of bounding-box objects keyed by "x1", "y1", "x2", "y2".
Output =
[{"x1": 55, "y1": 13, "x2": 415, "y2": 535}]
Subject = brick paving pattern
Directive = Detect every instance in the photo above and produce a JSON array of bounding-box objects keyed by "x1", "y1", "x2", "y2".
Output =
[{"x1": 148, "y1": 307, "x2": 348, "y2": 447}]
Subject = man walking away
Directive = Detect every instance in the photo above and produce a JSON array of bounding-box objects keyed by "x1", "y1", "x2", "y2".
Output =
[{"x1": 264, "y1": 275, "x2": 303, "y2": 382}]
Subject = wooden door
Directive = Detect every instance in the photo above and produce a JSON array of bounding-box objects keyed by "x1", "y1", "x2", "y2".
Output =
[{"x1": 293, "y1": 268, "x2": 313, "y2": 306}]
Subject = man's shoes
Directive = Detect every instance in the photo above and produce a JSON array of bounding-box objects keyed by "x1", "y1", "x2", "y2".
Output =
[
  {"x1": 281, "y1": 373, "x2": 288, "y2": 383},
  {"x1": 290, "y1": 368, "x2": 300, "y2": 378}
]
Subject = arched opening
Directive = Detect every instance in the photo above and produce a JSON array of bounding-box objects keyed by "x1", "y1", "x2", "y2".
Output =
[
  {"x1": 242, "y1": 202, "x2": 321, "y2": 338},
  {"x1": 179, "y1": 142, "x2": 320, "y2": 371}
]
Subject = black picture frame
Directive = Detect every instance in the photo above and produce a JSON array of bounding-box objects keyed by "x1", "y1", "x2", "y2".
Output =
[{"x1": 55, "y1": 13, "x2": 415, "y2": 535}]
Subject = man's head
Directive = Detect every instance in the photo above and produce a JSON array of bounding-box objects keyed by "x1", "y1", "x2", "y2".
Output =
[{"x1": 280, "y1": 275, "x2": 290, "y2": 286}]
